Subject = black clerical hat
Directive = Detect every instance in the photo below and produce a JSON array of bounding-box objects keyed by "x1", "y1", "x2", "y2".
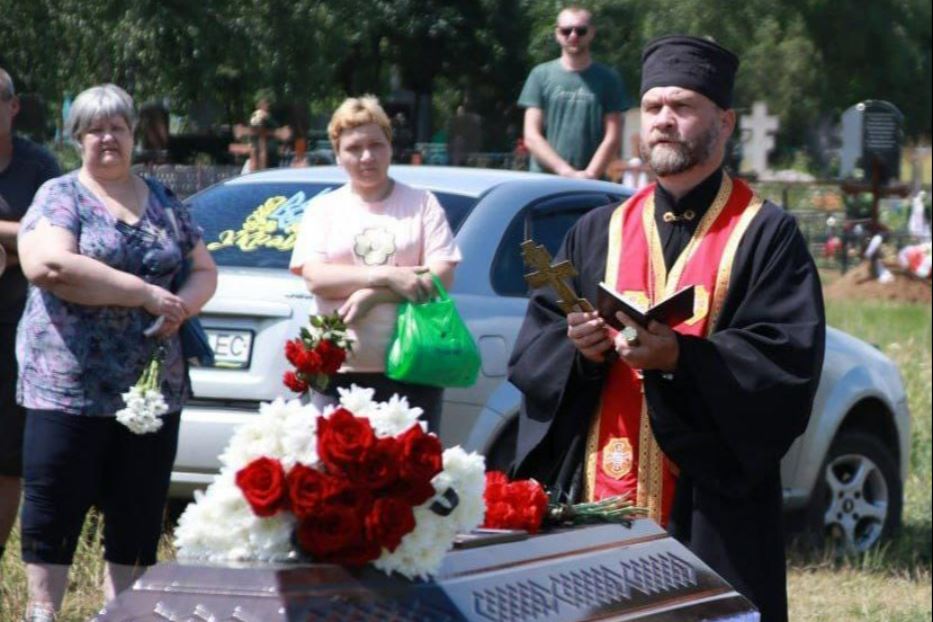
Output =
[{"x1": 640, "y1": 35, "x2": 739, "y2": 109}]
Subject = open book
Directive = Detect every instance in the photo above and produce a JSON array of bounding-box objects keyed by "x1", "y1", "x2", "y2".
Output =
[{"x1": 597, "y1": 282, "x2": 696, "y2": 329}]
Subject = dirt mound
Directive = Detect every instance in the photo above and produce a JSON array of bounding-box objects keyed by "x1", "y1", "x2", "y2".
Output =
[{"x1": 824, "y1": 262, "x2": 932, "y2": 303}]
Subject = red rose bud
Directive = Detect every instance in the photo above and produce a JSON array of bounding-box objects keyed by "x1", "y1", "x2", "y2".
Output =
[
  {"x1": 315, "y1": 339, "x2": 347, "y2": 375},
  {"x1": 365, "y1": 497, "x2": 416, "y2": 552},
  {"x1": 283, "y1": 371, "x2": 309, "y2": 393},
  {"x1": 235, "y1": 457, "x2": 288, "y2": 517},
  {"x1": 398, "y1": 424, "x2": 443, "y2": 483},
  {"x1": 286, "y1": 463, "x2": 328, "y2": 520},
  {"x1": 317, "y1": 409, "x2": 376, "y2": 472}
]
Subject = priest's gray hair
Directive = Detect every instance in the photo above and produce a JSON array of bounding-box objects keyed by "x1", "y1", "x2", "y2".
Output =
[
  {"x1": 67, "y1": 84, "x2": 137, "y2": 149},
  {"x1": 0, "y1": 68, "x2": 14, "y2": 101}
]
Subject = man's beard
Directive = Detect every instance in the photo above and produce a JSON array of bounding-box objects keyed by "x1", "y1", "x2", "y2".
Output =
[{"x1": 640, "y1": 121, "x2": 720, "y2": 177}]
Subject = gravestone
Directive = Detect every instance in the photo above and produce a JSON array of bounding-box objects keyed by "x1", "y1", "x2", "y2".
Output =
[
  {"x1": 840, "y1": 100, "x2": 903, "y2": 184},
  {"x1": 740, "y1": 101, "x2": 779, "y2": 177},
  {"x1": 95, "y1": 521, "x2": 758, "y2": 621}
]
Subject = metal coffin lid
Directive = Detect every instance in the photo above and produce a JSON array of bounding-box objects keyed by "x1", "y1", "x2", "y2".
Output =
[{"x1": 95, "y1": 521, "x2": 759, "y2": 622}]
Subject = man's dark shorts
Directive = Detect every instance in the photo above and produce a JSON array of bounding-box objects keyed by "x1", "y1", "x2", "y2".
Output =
[{"x1": 0, "y1": 323, "x2": 25, "y2": 477}]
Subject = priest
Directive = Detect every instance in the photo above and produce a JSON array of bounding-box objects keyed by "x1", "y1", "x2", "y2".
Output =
[{"x1": 508, "y1": 35, "x2": 825, "y2": 622}]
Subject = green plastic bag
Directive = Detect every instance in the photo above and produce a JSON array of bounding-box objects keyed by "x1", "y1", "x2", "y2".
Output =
[{"x1": 385, "y1": 275, "x2": 481, "y2": 388}]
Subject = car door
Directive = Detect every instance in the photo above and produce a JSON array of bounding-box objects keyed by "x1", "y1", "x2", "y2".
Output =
[{"x1": 444, "y1": 190, "x2": 624, "y2": 451}]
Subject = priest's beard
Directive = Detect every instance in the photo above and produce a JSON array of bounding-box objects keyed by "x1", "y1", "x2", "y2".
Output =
[{"x1": 641, "y1": 121, "x2": 720, "y2": 177}]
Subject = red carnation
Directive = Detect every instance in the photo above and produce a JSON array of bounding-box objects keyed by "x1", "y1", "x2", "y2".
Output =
[
  {"x1": 286, "y1": 463, "x2": 328, "y2": 520},
  {"x1": 283, "y1": 371, "x2": 309, "y2": 393},
  {"x1": 365, "y1": 497, "x2": 416, "y2": 552},
  {"x1": 317, "y1": 409, "x2": 376, "y2": 472},
  {"x1": 482, "y1": 473, "x2": 549, "y2": 534},
  {"x1": 315, "y1": 339, "x2": 347, "y2": 375},
  {"x1": 235, "y1": 457, "x2": 288, "y2": 517},
  {"x1": 297, "y1": 348, "x2": 323, "y2": 375},
  {"x1": 397, "y1": 424, "x2": 443, "y2": 484},
  {"x1": 284, "y1": 338, "x2": 305, "y2": 367}
]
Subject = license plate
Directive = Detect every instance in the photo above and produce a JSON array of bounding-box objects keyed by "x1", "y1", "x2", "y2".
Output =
[{"x1": 205, "y1": 329, "x2": 254, "y2": 369}]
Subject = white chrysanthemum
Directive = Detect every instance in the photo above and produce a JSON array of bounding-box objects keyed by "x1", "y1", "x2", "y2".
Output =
[
  {"x1": 280, "y1": 410, "x2": 319, "y2": 468},
  {"x1": 369, "y1": 393, "x2": 424, "y2": 438},
  {"x1": 336, "y1": 384, "x2": 380, "y2": 418}
]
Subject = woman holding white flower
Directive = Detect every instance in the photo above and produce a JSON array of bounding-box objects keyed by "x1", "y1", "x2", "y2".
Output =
[
  {"x1": 15, "y1": 84, "x2": 217, "y2": 620},
  {"x1": 289, "y1": 96, "x2": 461, "y2": 432}
]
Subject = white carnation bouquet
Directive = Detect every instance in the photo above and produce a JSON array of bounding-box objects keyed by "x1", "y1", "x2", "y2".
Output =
[{"x1": 174, "y1": 385, "x2": 486, "y2": 579}]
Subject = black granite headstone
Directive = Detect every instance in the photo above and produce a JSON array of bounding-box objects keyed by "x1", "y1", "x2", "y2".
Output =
[
  {"x1": 94, "y1": 520, "x2": 758, "y2": 621},
  {"x1": 840, "y1": 100, "x2": 903, "y2": 185}
]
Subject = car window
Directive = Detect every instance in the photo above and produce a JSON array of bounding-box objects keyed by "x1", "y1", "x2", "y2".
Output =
[
  {"x1": 186, "y1": 182, "x2": 476, "y2": 269},
  {"x1": 491, "y1": 192, "x2": 624, "y2": 297}
]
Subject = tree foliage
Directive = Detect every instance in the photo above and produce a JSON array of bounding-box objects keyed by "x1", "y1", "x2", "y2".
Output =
[{"x1": 1, "y1": 0, "x2": 929, "y2": 165}]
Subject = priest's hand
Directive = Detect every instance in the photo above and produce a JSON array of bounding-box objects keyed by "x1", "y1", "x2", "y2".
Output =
[
  {"x1": 567, "y1": 311, "x2": 613, "y2": 363},
  {"x1": 613, "y1": 312, "x2": 679, "y2": 372}
]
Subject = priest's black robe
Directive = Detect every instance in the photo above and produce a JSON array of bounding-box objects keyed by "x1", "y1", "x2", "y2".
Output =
[{"x1": 508, "y1": 170, "x2": 825, "y2": 622}]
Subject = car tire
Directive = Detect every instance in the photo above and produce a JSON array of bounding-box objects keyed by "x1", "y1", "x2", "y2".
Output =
[{"x1": 805, "y1": 430, "x2": 902, "y2": 553}]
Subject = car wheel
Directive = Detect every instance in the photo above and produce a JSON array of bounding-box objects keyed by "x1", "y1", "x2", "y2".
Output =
[{"x1": 807, "y1": 430, "x2": 902, "y2": 554}]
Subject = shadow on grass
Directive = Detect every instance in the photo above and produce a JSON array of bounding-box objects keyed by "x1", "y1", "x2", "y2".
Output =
[{"x1": 787, "y1": 517, "x2": 932, "y2": 579}]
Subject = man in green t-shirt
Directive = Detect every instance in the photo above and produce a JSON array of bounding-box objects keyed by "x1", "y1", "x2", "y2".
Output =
[{"x1": 519, "y1": 6, "x2": 627, "y2": 179}]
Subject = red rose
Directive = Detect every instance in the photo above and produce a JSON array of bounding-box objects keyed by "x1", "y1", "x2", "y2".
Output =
[
  {"x1": 286, "y1": 464, "x2": 328, "y2": 520},
  {"x1": 397, "y1": 424, "x2": 443, "y2": 484},
  {"x1": 317, "y1": 409, "x2": 376, "y2": 472},
  {"x1": 315, "y1": 339, "x2": 347, "y2": 375},
  {"x1": 484, "y1": 501, "x2": 519, "y2": 530},
  {"x1": 235, "y1": 457, "x2": 288, "y2": 517},
  {"x1": 283, "y1": 371, "x2": 309, "y2": 393},
  {"x1": 322, "y1": 475, "x2": 374, "y2": 516},
  {"x1": 385, "y1": 477, "x2": 436, "y2": 507},
  {"x1": 295, "y1": 505, "x2": 362, "y2": 557},
  {"x1": 365, "y1": 497, "x2": 416, "y2": 552},
  {"x1": 351, "y1": 437, "x2": 401, "y2": 490}
]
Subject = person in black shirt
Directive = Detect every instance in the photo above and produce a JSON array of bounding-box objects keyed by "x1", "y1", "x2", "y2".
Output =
[{"x1": 0, "y1": 67, "x2": 61, "y2": 563}]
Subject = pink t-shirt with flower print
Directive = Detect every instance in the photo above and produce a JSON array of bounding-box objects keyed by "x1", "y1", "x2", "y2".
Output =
[{"x1": 289, "y1": 180, "x2": 462, "y2": 372}]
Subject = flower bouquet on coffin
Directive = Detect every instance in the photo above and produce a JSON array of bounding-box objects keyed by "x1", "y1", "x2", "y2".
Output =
[
  {"x1": 283, "y1": 311, "x2": 353, "y2": 395},
  {"x1": 115, "y1": 342, "x2": 169, "y2": 434},
  {"x1": 482, "y1": 471, "x2": 645, "y2": 534},
  {"x1": 174, "y1": 386, "x2": 486, "y2": 579}
]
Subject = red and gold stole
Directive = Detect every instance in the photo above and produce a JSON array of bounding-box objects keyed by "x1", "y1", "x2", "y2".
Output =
[{"x1": 583, "y1": 174, "x2": 763, "y2": 525}]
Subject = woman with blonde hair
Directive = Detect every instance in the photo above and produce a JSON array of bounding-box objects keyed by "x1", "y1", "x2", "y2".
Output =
[{"x1": 289, "y1": 96, "x2": 461, "y2": 431}]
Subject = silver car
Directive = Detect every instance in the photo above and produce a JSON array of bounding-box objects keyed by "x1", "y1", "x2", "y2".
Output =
[{"x1": 175, "y1": 166, "x2": 910, "y2": 553}]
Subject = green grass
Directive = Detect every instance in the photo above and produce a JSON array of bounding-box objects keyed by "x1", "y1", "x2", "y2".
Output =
[
  {"x1": 787, "y1": 299, "x2": 932, "y2": 621},
  {"x1": 1, "y1": 298, "x2": 931, "y2": 621}
]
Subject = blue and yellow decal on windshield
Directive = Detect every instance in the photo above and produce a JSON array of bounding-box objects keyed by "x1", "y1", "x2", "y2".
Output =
[{"x1": 205, "y1": 188, "x2": 331, "y2": 253}]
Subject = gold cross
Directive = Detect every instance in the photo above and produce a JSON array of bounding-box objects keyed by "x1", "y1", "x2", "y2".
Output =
[{"x1": 521, "y1": 240, "x2": 594, "y2": 314}]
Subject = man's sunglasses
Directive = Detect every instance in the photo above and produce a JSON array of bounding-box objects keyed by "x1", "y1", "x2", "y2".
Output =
[{"x1": 558, "y1": 26, "x2": 589, "y2": 37}]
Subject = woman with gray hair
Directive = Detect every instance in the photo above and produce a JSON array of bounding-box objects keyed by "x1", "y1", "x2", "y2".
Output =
[{"x1": 15, "y1": 84, "x2": 217, "y2": 620}]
